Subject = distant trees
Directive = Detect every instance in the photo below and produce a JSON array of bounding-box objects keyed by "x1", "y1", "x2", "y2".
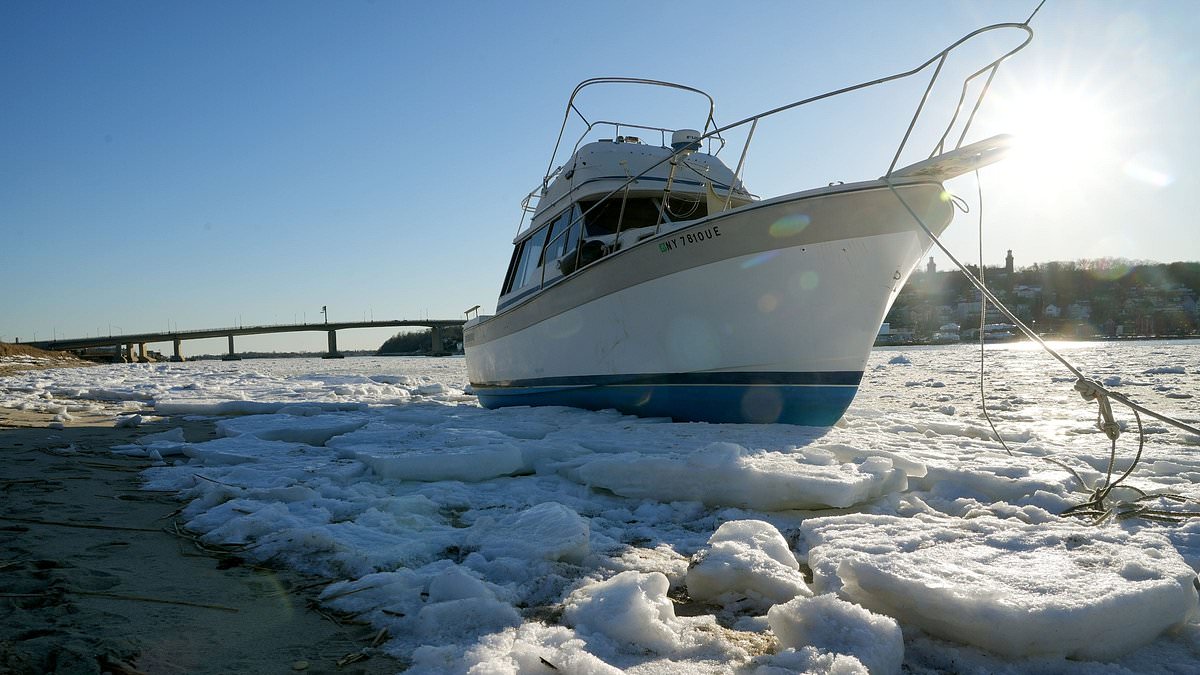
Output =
[
  {"x1": 377, "y1": 326, "x2": 464, "y2": 355},
  {"x1": 887, "y1": 259, "x2": 1200, "y2": 338}
]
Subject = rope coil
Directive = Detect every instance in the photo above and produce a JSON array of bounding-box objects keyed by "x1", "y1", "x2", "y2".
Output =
[{"x1": 1073, "y1": 378, "x2": 1122, "y2": 441}]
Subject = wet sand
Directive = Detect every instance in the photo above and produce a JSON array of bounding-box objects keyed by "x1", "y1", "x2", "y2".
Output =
[{"x1": 0, "y1": 406, "x2": 402, "y2": 674}]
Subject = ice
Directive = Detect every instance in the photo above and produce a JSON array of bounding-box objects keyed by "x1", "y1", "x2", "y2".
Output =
[
  {"x1": 565, "y1": 441, "x2": 911, "y2": 510},
  {"x1": 686, "y1": 519, "x2": 810, "y2": 609},
  {"x1": 216, "y1": 412, "x2": 368, "y2": 445},
  {"x1": 4, "y1": 345, "x2": 1200, "y2": 672},
  {"x1": 564, "y1": 571, "x2": 683, "y2": 654},
  {"x1": 156, "y1": 399, "x2": 368, "y2": 416},
  {"x1": 137, "y1": 427, "x2": 186, "y2": 444},
  {"x1": 411, "y1": 623, "x2": 623, "y2": 675},
  {"x1": 469, "y1": 502, "x2": 591, "y2": 564},
  {"x1": 114, "y1": 413, "x2": 144, "y2": 428},
  {"x1": 764, "y1": 594, "x2": 903, "y2": 675},
  {"x1": 354, "y1": 443, "x2": 526, "y2": 482},
  {"x1": 801, "y1": 513, "x2": 1200, "y2": 659}
]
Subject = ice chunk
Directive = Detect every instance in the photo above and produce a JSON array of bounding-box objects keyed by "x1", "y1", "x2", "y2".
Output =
[
  {"x1": 1143, "y1": 366, "x2": 1186, "y2": 375},
  {"x1": 470, "y1": 502, "x2": 590, "y2": 564},
  {"x1": 354, "y1": 444, "x2": 526, "y2": 482},
  {"x1": 687, "y1": 520, "x2": 810, "y2": 609},
  {"x1": 181, "y1": 436, "x2": 276, "y2": 465},
  {"x1": 766, "y1": 594, "x2": 903, "y2": 675},
  {"x1": 137, "y1": 427, "x2": 186, "y2": 445},
  {"x1": 154, "y1": 399, "x2": 367, "y2": 416},
  {"x1": 114, "y1": 414, "x2": 144, "y2": 428},
  {"x1": 568, "y1": 442, "x2": 910, "y2": 510},
  {"x1": 436, "y1": 623, "x2": 623, "y2": 675},
  {"x1": 564, "y1": 571, "x2": 681, "y2": 654},
  {"x1": 416, "y1": 597, "x2": 521, "y2": 643},
  {"x1": 427, "y1": 565, "x2": 495, "y2": 603},
  {"x1": 415, "y1": 382, "x2": 449, "y2": 395},
  {"x1": 752, "y1": 647, "x2": 871, "y2": 674},
  {"x1": 801, "y1": 514, "x2": 1200, "y2": 659},
  {"x1": 216, "y1": 413, "x2": 367, "y2": 445}
]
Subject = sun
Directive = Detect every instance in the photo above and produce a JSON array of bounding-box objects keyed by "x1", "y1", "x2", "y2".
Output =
[{"x1": 987, "y1": 85, "x2": 1117, "y2": 189}]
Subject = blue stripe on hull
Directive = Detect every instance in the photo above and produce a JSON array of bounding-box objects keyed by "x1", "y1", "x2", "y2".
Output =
[{"x1": 473, "y1": 382, "x2": 860, "y2": 426}]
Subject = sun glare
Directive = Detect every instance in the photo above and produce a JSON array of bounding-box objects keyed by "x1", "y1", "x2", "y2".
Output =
[{"x1": 993, "y1": 87, "x2": 1117, "y2": 187}]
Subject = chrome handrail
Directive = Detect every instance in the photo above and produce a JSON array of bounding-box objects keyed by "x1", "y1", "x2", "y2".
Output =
[
  {"x1": 542, "y1": 77, "x2": 721, "y2": 191},
  {"x1": 505, "y1": 20, "x2": 1036, "y2": 303}
]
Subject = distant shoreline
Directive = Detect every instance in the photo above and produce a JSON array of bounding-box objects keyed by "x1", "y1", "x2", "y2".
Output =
[{"x1": 876, "y1": 333, "x2": 1200, "y2": 348}]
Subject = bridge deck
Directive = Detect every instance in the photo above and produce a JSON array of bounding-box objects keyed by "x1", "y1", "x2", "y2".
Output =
[{"x1": 28, "y1": 319, "x2": 465, "y2": 352}]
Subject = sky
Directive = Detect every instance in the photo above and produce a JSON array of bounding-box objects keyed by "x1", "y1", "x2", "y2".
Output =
[{"x1": 2, "y1": 0, "x2": 1197, "y2": 352}]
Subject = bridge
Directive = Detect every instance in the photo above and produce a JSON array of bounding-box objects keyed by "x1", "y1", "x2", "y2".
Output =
[{"x1": 26, "y1": 319, "x2": 466, "y2": 362}]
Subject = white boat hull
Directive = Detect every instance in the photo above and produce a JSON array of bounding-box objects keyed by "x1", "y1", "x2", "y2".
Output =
[{"x1": 466, "y1": 180, "x2": 950, "y2": 424}]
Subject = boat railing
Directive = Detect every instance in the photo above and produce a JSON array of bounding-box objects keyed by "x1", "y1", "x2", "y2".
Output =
[
  {"x1": 541, "y1": 78, "x2": 720, "y2": 185},
  {"x1": 511, "y1": 20, "x2": 1035, "y2": 302},
  {"x1": 697, "y1": 21, "x2": 1034, "y2": 189},
  {"x1": 564, "y1": 120, "x2": 727, "y2": 162}
]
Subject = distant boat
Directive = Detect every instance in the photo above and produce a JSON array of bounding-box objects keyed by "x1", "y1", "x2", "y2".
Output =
[
  {"x1": 464, "y1": 25, "x2": 1031, "y2": 424},
  {"x1": 931, "y1": 323, "x2": 962, "y2": 344},
  {"x1": 982, "y1": 323, "x2": 1019, "y2": 342}
]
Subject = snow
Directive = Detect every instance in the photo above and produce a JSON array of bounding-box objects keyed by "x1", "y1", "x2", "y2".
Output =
[
  {"x1": 564, "y1": 571, "x2": 683, "y2": 654},
  {"x1": 687, "y1": 520, "x2": 810, "y2": 609},
  {"x1": 2, "y1": 341, "x2": 1199, "y2": 673},
  {"x1": 801, "y1": 514, "x2": 1198, "y2": 660},
  {"x1": 565, "y1": 441, "x2": 913, "y2": 510},
  {"x1": 766, "y1": 594, "x2": 904, "y2": 675}
]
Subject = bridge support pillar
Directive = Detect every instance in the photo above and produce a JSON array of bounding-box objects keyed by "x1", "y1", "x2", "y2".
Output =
[
  {"x1": 123, "y1": 343, "x2": 136, "y2": 363},
  {"x1": 429, "y1": 325, "x2": 446, "y2": 356},
  {"x1": 171, "y1": 339, "x2": 185, "y2": 362},
  {"x1": 221, "y1": 335, "x2": 241, "y2": 361},
  {"x1": 137, "y1": 343, "x2": 151, "y2": 363},
  {"x1": 323, "y1": 330, "x2": 344, "y2": 359}
]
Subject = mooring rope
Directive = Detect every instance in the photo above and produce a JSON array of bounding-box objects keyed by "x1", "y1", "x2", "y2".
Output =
[
  {"x1": 971, "y1": 169, "x2": 1015, "y2": 457},
  {"x1": 885, "y1": 180, "x2": 1199, "y2": 438},
  {"x1": 885, "y1": 177, "x2": 1200, "y2": 523}
]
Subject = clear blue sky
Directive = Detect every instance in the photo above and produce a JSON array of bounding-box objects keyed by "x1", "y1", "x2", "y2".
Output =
[{"x1": 3, "y1": 1, "x2": 1197, "y2": 352}]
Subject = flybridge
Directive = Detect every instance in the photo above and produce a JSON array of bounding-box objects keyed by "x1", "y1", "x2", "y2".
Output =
[{"x1": 27, "y1": 318, "x2": 465, "y2": 362}]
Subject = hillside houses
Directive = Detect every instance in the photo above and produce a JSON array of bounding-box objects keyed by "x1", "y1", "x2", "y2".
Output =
[{"x1": 884, "y1": 255, "x2": 1200, "y2": 341}]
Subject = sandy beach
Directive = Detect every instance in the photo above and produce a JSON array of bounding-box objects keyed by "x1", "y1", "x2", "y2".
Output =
[{"x1": 0, "y1": 401, "x2": 402, "y2": 674}]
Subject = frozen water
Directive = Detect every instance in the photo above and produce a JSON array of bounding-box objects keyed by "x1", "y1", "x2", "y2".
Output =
[
  {"x1": 801, "y1": 513, "x2": 1199, "y2": 660},
  {"x1": 564, "y1": 570, "x2": 683, "y2": 654},
  {"x1": 765, "y1": 594, "x2": 903, "y2": 675},
  {"x1": 686, "y1": 519, "x2": 810, "y2": 609},
  {"x1": 2, "y1": 342, "x2": 1199, "y2": 673},
  {"x1": 565, "y1": 441, "x2": 912, "y2": 510}
]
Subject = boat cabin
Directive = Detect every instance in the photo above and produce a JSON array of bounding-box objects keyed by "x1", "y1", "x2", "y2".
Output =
[{"x1": 497, "y1": 134, "x2": 752, "y2": 311}]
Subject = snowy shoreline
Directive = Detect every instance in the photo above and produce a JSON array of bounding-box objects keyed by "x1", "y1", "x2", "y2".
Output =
[{"x1": 2, "y1": 341, "x2": 1198, "y2": 673}]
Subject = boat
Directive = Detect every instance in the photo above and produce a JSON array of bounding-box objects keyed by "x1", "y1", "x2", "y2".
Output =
[
  {"x1": 930, "y1": 323, "x2": 962, "y2": 344},
  {"x1": 981, "y1": 323, "x2": 1019, "y2": 342},
  {"x1": 464, "y1": 24, "x2": 1033, "y2": 424}
]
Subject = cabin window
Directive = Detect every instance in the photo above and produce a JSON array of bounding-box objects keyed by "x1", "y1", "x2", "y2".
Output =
[
  {"x1": 541, "y1": 205, "x2": 582, "y2": 283},
  {"x1": 509, "y1": 226, "x2": 550, "y2": 293},
  {"x1": 500, "y1": 241, "x2": 524, "y2": 296},
  {"x1": 579, "y1": 196, "x2": 706, "y2": 241}
]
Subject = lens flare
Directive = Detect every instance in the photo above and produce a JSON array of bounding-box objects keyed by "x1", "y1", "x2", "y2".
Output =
[
  {"x1": 757, "y1": 293, "x2": 779, "y2": 313},
  {"x1": 769, "y1": 214, "x2": 811, "y2": 238},
  {"x1": 790, "y1": 270, "x2": 820, "y2": 292},
  {"x1": 740, "y1": 388, "x2": 783, "y2": 423},
  {"x1": 1122, "y1": 158, "x2": 1174, "y2": 188},
  {"x1": 740, "y1": 250, "x2": 780, "y2": 270},
  {"x1": 1087, "y1": 259, "x2": 1131, "y2": 281}
]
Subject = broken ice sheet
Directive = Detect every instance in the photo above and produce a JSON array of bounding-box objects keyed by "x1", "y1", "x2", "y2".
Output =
[
  {"x1": 800, "y1": 513, "x2": 1200, "y2": 659},
  {"x1": 563, "y1": 441, "x2": 915, "y2": 510}
]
